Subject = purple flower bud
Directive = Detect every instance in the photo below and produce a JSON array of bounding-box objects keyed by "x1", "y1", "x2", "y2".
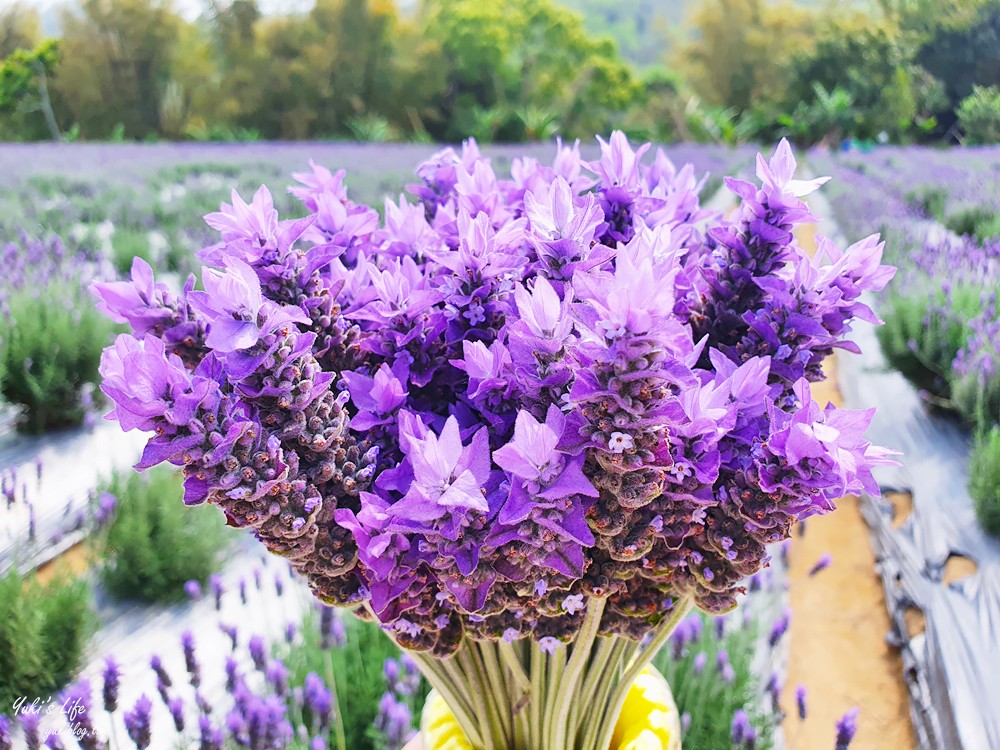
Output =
[
  {"x1": 18, "y1": 712, "x2": 40, "y2": 750},
  {"x1": 102, "y1": 656, "x2": 121, "y2": 713},
  {"x1": 239, "y1": 578, "x2": 247, "y2": 605},
  {"x1": 225, "y1": 657, "x2": 240, "y2": 692},
  {"x1": 808, "y1": 553, "x2": 833, "y2": 577},
  {"x1": 304, "y1": 673, "x2": 333, "y2": 727},
  {"x1": 150, "y1": 655, "x2": 172, "y2": 688},
  {"x1": 248, "y1": 635, "x2": 267, "y2": 670},
  {"x1": 284, "y1": 622, "x2": 297, "y2": 644},
  {"x1": 714, "y1": 616, "x2": 726, "y2": 639},
  {"x1": 768, "y1": 610, "x2": 791, "y2": 648},
  {"x1": 181, "y1": 630, "x2": 201, "y2": 687},
  {"x1": 731, "y1": 709, "x2": 751, "y2": 744},
  {"x1": 720, "y1": 663, "x2": 736, "y2": 684},
  {"x1": 0, "y1": 715, "x2": 12, "y2": 750},
  {"x1": 681, "y1": 712, "x2": 691, "y2": 734},
  {"x1": 198, "y1": 715, "x2": 224, "y2": 750},
  {"x1": 266, "y1": 660, "x2": 289, "y2": 696},
  {"x1": 796, "y1": 684, "x2": 807, "y2": 720},
  {"x1": 124, "y1": 695, "x2": 153, "y2": 749},
  {"x1": 168, "y1": 697, "x2": 185, "y2": 732},
  {"x1": 274, "y1": 574, "x2": 285, "y2": 597},
  {"x1": 835, "y1": 708, "x2": 860, "y2": 749},
  {"x1": 693, "y1": 652, "x2": 707, "y2": 675},
  {"x1": 310, "y1": 737, "x2": 327, "y2": 750},
  {"x1": 210, "y1": 575, "x2": 224, "y2": 610},
  {"x1": 219, "y1": 623, "x2": 239, "y2": 651},
  {"x1": 185, "y1": 580, "x2": 203, "y2": 599}
]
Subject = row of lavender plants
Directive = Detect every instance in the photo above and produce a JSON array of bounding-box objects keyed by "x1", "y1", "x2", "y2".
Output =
[{"x1": 810, "y1": 146, "x2": 1000, "y2": 534}]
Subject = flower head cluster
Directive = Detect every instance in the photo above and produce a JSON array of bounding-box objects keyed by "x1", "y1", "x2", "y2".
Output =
[{"x1": 95, "y1": 134, "x2": 894, "y2": 654}]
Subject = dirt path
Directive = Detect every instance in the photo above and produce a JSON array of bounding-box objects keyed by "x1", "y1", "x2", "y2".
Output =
[{"x1": 780, "y1": 223, "x2": 915, "y2": 750}]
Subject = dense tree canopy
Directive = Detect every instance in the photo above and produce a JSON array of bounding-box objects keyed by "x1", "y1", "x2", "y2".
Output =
[{"x1": 0, "y1": 0, "x2": 995, "y2": 145}]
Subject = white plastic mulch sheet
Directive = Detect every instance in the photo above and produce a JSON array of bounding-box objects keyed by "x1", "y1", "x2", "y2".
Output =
[{"x1": 815, "y1": 192, "x2": 1000, "y2": 750}]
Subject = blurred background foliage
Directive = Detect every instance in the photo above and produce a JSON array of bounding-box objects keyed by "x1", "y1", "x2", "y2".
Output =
[{"x1": 0, "y1": 0, "x2": 999, "y2": 145}]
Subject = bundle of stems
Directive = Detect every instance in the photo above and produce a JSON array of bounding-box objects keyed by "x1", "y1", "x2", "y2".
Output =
[{"x1": 409, "y1": 596, "x2": 693, "y2": 750}]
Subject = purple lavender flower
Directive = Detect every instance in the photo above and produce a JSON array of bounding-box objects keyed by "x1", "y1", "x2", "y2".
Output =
[
  {"x1": 796, "y1": 684, "x2": 808, "y2": 720},
  {"x1": 184, "y1": 579, "x2": 203, "y2": 599},
  {"x1": 198, "y1": 715, "x2": 224, "y2": 750},
  {"x1": 303, "y1": 673, "x2": 333, "y2": 728},
  {"x1": 150, "y1": 654, "x2": 172, "y2": 687},
  {"x1": 248, "y1": 635, "x2": 267, "y2": 670},
  {"x1": 768, "y1": 610, "x2": 791, "y2": 648},
  {"x1": 210, "y1": 574, "x2": 224, "y2": 610},
  {"x1": 835, "y1": 708, "x2": 860, "y2": 749},
  {"x1": 693, "y1": 652, "x2": 707, "y2": 675},
  {"x1": 373, "y1": 692, "x2": 414, "y2": 750},
  {"x1": 0, "y1": 715, "x2": 11, "y2": 750},
  {"x1": 219, "y1": 623, "x2": 239, "y2": 651},
  {"x1": 102, "y1": 656, "x2": 121, "y2": 712},
  {"x1": 168, "y1": 697, "x2": 185, "y2": 732},
  {"x1": 18, "y1": 712, "x2": 40, "y2": 750},
  {"x1": 731, "y1": 709, "x2": 752, "y2": 745},
  {"x1": 123, "y1": 695, "x2": 153, "y2": 749},
  {"x1": 181, "y1": 630, "x2": 201, "y2": 687},
  {"x1": 809, "y1": 553, "x2": 833, "y2": 577}
]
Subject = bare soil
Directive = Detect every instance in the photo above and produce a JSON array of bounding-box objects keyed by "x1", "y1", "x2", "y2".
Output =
[{"x1": 781, "y1": 225, "x2": 915, "y2": 750}]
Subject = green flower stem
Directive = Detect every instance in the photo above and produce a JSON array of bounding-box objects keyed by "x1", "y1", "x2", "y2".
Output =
[
  {"x1": 529, "y1": 641, "x2": 546, "y2": 750},
  {"x1": 576, "y1": 638, "x2": 618, "y2": 728},
  {"x1": 498, "y1": 640, "x2": 531, "y2": 692},
  {"x1": 545, "y1": 597, "x2": 606, "y2": 750},
  {"x1": 411, "y1": 651, "x2": 486, "y2": 750},
  {"x1": 462, "y1": 645, "x2": 508, "y2": 748},
  {"x1": 578, "y1": 638, "x2": 631, "y2": 750},
  {"x1": 478, "y1": 642, "x2": 515, "y2": 744},
  {"x1": 324, "y1": 650, "x2": 348, "y2": 750},
  {"x1": 542, "y1": 640, "x2": 567, "y2": 748},
  {"x1": 591, "y1": 597, "x2": 694, "y2": 750}
]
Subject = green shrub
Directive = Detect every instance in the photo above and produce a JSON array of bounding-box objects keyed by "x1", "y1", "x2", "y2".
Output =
[
  {"x1": 110, "y1": 227, "x2": 159, "y2": 275},
  {"x1": 0, "y1": 282, "x2": 116, "y2": 433},
  {"x1": 958, "y1": 85, "x2": 1000, "y2": 146},
  {"x1": 952, "y1": 367, "x2": 1000, "y2": 431},
  {"x1": 971, "y1": 427, "x2": 1000, "y2": 536},
  {"x1": 653, "y1": 613, "x2": 774, "y2": 750},
  {"x1": 95, "y1": 467, "x2": 231, "y2": 603},
  {"x1": 0, "y1": 568, "x2": 94, "y2": 708},
  {"x1": 945, "y1": 206, "x2": 1000, "y2": 241},
  {"x1": 877, "y1": 285, "x2": 981, "y2": 399},
  {"x1": 905, "y1": 186, "x2": 948, "y2": 221},
  {"x1": 279, "y1": 609, "x2": 428, "y2": 750}
]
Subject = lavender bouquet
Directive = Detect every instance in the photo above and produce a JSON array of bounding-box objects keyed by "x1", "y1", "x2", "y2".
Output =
[{"x1": 93, "y1": 133, "x2": 894, "y2": 750}]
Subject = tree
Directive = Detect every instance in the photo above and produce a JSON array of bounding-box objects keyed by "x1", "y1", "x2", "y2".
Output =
[
  {"x1": 419, "y1": 0, "x2": 639, "y2": 141},
  {"x1": 53, "y1": 0, "x2": 184, "y2": 139},
  {"x1": 918, "y1": 1, "x2": 1000, "y2": 135},
  {"x1": 677, "y1": 0, "x2": 819, "y2": 114},
  {"x1": 0, "y1": 40, "x2": 61, "y2": 140},
  {"x1": 782, "y1": 24, "x2": 943, "y2": 142}
]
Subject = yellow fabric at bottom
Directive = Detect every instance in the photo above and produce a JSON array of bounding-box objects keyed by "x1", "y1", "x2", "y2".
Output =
[{"x1": 421, "y1": 666, "x2": 681, "y2": 750}]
